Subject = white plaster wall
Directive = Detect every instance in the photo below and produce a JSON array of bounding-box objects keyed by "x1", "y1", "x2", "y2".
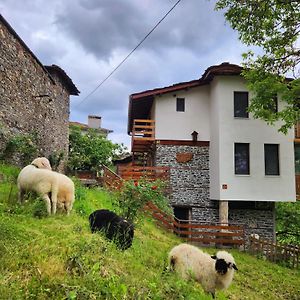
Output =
[
  {"x1": 153, "y1": 86, "x2": 210, "y2": 141},
  {"x1": 213, "y1": 76, "x2": 296, "y2": 202},
  {"x1": 209, "y1": 79, "x2": 221, "y2": 200}
]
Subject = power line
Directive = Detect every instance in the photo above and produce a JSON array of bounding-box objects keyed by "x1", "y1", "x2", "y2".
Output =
[{"x1": 75, "y1": 0, "x2": 182, "y2": 108}]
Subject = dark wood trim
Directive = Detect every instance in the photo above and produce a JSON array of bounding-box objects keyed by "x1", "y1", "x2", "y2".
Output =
[{"x1": 156, "y1": 140, "x2": 209, "y2": 146}]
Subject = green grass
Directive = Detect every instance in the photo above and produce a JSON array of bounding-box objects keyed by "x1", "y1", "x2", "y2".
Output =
[{"x1": 0, "y1": 163, "x2": 299, "y2": 299}]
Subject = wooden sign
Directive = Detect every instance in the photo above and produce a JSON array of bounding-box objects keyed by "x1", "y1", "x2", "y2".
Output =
[{"x1": 176, "y1": 152, "x2": 193, "y2": 163}]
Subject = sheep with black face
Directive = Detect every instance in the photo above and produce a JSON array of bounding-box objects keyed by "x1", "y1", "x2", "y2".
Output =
[
  {"x1": 89, "y1": 209, "x2": 134, "y2": 250},
  {"x1": 168, "y1": 243, "x2": 238, "y2": 298}
]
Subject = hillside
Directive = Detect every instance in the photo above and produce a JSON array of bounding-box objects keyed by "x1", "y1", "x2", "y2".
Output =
[{"x1": 0, "y1": 164, "x2": 299, "y2": 300}]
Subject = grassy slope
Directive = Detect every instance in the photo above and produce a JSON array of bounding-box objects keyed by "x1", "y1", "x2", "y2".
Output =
[{"x1": 0, "y1": 164, "x2": 299, "y2": 300}]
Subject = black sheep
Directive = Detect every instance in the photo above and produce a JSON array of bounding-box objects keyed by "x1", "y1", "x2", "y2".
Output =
[{"x1": 89, "y1": 209, "x2": 134, "y2": 250}]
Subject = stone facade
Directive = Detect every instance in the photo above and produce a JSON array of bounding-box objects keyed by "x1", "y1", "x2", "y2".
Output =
[
  {"x1": 155, "y1": 143, "x2": 275, "y2": 241},
  {"x1": 0, "y1": 15, "x2": 79, "y2": 168}
]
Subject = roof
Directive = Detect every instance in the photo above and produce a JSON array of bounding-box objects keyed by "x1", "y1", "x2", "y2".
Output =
[
  {"x1": 70, "y1": 121, "x2": 113, "y2": 135},
  {"x1": 128, "y1": 62, "x2": 243, "y2": 133},
  {"x1": 0, "y1": 14, "x2": 79, "y2": 96},
  {"x1": 45, "y1": 65, "x2": 80, "y2": 96}
]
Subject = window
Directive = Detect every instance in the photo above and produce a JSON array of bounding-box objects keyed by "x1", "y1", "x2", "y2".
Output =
[
  {"x1": 234, "y1": 143, "x2": 250, "y2": 175},
  {"x1": 234, "y1": 92, "x2": 249, "y2": 118},
  {"x1": 264, "y1": 144, "x2": 280, "y2": 175},
  {"x1": 176, "y1": 98, "x2": 185, "y2": 112}
]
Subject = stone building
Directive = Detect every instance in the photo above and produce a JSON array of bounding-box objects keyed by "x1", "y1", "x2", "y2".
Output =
[
  {"x1": 128, "y1": 62, "x2": 297, "y2": 241},
  {"x1": 0, "y1": 14, "x2": 79, "y2": 166}
]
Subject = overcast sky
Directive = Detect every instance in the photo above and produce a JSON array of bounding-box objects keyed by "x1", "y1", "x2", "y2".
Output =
[{"x1": 1, "y1": 0, "x2": 248, "y2": 149}]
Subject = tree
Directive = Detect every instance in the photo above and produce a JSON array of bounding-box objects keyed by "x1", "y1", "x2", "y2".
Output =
[
  {"x1": 216, "y1": 0, "x2": 300, "y2": 133},
  {"x1": 68, "y1": 125, "x2": 127, "y2": 172}
]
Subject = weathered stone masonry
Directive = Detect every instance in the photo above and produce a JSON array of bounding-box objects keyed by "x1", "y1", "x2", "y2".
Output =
[
  {"x1": 155, "y1": 143, "x2": 275, "y2": 241},
  {"x1": 0, "y1": 15, "x2": 79, "y2": 167},
  {"x1": 155, "y1": 143, "x2": 219, "y2": 222}
]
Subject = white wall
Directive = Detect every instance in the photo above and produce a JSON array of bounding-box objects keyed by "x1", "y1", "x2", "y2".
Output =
[
  {"x1": 153, "y1": 86, "x2": 210, "y2": 141},
  {"x1": 212, "y1": 76, "x2": 296, "y2": 202}
]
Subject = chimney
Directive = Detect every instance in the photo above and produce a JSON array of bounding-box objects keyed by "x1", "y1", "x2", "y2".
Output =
[{"x1": 88, "y1": 115, "x2": 101, "y2": 129}]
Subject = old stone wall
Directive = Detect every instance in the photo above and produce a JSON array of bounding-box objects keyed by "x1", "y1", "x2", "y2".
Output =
[
  {"x1": 0, "y1": 20, "x2": 70, "y2": 167},
  {"x1": 155, "y1": 143, "x2": 217, "y2": 222},
  {"x1": 229, "y1": 203, "x2": 275, "y2": 242}
]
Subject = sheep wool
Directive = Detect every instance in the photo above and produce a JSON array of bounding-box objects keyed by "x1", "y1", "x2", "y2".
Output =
[
  {"x1": 89, "y1": 209, "x2": 134, "y2": 250},
  {"x1": 168, "y1": 243, "x2": 237, "y2": 298},
  {"x1": 17, "y1": 157, "x2": 75, "y2": 215}
]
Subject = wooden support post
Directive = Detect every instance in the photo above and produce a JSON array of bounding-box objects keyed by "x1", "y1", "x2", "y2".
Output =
[{"x1": 219, "y1": 200, "x2": 229, "y2": 225}]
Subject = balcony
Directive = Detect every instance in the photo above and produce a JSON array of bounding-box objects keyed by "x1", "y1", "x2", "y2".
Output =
[{"x1": 131, "y1": 119, "x2": 155, "y2": 153}]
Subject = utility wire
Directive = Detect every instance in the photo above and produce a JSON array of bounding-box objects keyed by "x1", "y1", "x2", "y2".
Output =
[{"x1": 75, "y1": 0, "x2": 182, "y2": 108}]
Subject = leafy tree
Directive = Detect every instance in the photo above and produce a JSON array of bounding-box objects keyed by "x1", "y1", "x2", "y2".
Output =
[
  {"x1": 216, "y1": 0, "x2": 300, "y2": 133},
  {"x1": 68, "y1": 125, "x2": 127, "y2": 172},
  {"x1": 276, "y1": 202, "x2": 300, "y2": 245}
]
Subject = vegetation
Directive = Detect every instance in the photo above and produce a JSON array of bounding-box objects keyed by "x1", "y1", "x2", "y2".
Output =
[
  {"x1": 0, "y1": 132, "x2": 38, "y2": 165},
  {"x1": 216, "y1": 0, "x2": 300, "y2": 133},
  {"x1": 276, "y1": 201, "x2": 300, "y2": 245},
  {"x1": 114, "y1": 179, "x2": 172, "y2": 223},
  {"x1": 0, "y1": 163, "x2": 300, "y2": 299},
  {"x1": 68, "y1": 125, "x2": 127, "y2": 172}
]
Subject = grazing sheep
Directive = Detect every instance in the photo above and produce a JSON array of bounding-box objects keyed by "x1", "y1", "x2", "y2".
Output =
[
  {"x1": 17, "y1": 158, "x2": 75, "y2": 215},
  {"x1": 168, "y1": 243, "x2": 238, "y2": 298},
  {"x1": 30, "y1": 157, "x2": 52, "y2": 170},
  {"x1": 89, "y1": 209, "x2": 134, "y2": 250}
]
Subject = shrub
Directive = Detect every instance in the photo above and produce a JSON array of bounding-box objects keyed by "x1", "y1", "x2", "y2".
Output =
[
  {"x1": 113, "y1": 179, "x2": 172, "y2": 223},
  {"x1": 0, "y1": 132, "x2": 38, "y2": 166}
]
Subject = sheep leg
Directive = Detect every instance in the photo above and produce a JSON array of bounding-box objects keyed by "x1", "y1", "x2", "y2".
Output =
[
  {"x1": 210, "y1": 292, "x2": 215, "y2": 299},
  {"x1": 64, "y1": 201, "x2": 73, "y2": 216},
  {"x1": 51, "y1": 193, "x2": 57, "y2": 215},
  {"x1": 41, "y1": 194, "x2": 52, "y2": 215},
  {"x1": 18, "y1": 189, "x2": 25, "y2": 204}
]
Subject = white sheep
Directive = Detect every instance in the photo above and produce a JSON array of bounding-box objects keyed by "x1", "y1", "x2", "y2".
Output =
[
  {"x1": 17, "y1": 157, "x2": 75, "y2": 215},
  {"x1": 168, "y1": 243, "x2": 238, "y2": 298}
]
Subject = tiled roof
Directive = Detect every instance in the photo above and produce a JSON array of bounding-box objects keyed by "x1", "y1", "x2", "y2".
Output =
[{"x1": 45, "y1": 65, "x2": 80, "y2": 96}]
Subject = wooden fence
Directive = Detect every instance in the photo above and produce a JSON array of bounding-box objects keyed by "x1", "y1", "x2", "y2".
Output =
[
  {"x1": 144, "y1": 202, "x2": 245, "y2": 248},
  {"x1": 249, "y1": 237, "x2": 299, "y2": 269},
  {"x1": 102, "y1": 165, "x2": 123, "y2": 190}
]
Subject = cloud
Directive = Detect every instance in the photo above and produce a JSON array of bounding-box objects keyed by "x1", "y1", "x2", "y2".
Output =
[{"x1": 1, "y1": 0, "x2": 246, "y2": 149}]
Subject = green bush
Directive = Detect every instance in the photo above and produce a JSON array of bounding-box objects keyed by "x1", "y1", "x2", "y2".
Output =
[
  {"x1": 1, "y1": 132, "x2": 38, "y2": 166},
  {"x1": 114, "y1": 179, "x2": 172, "y2": 223}
]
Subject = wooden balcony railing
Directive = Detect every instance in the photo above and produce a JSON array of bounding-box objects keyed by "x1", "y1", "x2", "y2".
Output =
[
  {"x1": 131, "y1": 119, "x2": 155, "y2": 153},
  {"x1": 118, "y1": 166, "x2": 170, "y2": 181}
]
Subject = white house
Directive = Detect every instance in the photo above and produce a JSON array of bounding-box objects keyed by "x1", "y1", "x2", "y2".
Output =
[{"x1": 128, "y1": 62, "x2": 297, "y2": 240}]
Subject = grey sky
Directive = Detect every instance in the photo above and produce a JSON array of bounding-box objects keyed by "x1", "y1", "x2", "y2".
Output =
[{"x1": 1, "y1": 0, "x2": 248, "y2": 148}]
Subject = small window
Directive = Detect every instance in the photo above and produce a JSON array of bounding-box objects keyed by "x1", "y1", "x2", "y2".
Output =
[
  {"x1": 176, "y1": 98, "x2": 185, "y2": 112},
  {"x1": 234, "y1": 143, "x2": 250, "y2": 175},
  {"x1": 234, "y1": 92, "x2": 249, "y2": 118},
  {"x1": 265, "y1": 144, "x2": 280, "y2": 175}
]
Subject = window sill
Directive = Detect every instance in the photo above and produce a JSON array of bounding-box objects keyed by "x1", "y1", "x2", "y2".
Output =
[{"x1": 234, "y1": 174, "x2": 251, "y2": 177}]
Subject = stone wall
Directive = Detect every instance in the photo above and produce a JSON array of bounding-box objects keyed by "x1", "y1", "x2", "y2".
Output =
[
  {"x1": 155, "y1": 143, "x2": 275, "y2": 241},
  {"x1": 155, "y1": 143, "x2": 217, "y2": 222},
  {"x1": 0, "y1": 19, "x2": 70, "y2": 168},
  {"x1": 229, "y1": 202, "x2": 275, "y2": 242}
]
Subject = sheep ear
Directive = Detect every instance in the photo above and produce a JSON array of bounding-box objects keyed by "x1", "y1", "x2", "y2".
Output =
[
  {"x1": 232, "y1": 263, "x2": 238, "y2": 270},
  {"x1": 211, "y1": 255, "x2": 217, "y2": 260}
]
